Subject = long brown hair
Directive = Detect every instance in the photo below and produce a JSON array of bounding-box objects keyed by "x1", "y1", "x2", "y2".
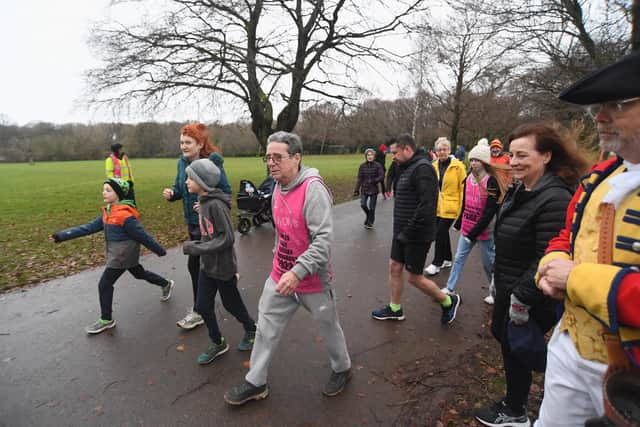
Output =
[{"x1": 507, "y1": 122, "x2": 590, "y2": 186}]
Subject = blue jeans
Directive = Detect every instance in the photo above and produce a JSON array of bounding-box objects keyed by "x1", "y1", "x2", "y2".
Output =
[
  {"x1": 445, "y1": 235, "x2": 494, "y2": 291},
  {"x1": 360, "y1": 193, "x2": 378, "y2": 225}
]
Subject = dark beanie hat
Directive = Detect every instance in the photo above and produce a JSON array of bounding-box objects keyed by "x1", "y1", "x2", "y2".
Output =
[
  {"x1": 105, "y1": 178, "x2": 130, "y2": 201},
  {"x1": 186, "y1": 159, "x2": 220, "y2": 192},
  {"x1": 111, "y1": 143, "x2": 123, "y2": 153}
]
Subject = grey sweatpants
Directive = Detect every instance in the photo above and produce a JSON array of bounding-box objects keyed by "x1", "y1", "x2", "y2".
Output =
[{"x1": 246, "y1": 277, "x2": 351, "y2": 387}]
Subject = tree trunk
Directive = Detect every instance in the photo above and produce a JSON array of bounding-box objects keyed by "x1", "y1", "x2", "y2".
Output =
[{"x1": 632, "y1": 0, "x2": 640, "y2": 51}]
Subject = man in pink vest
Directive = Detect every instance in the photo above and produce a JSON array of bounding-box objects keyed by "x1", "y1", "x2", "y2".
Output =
[
  {"x1": 105, "y1": 143, "x2": 135, "y2": 202},
  {"x1": 225, "y1": 131, "x2": 351, "y2": 406}
]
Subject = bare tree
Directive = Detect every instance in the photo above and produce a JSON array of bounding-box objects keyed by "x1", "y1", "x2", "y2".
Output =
[
  {"x1": 415, "y1": 1, "x2": 516, "y2": 147},
  {"x1": 86, "y1": 0, "x2": 425, "y2": 149}
]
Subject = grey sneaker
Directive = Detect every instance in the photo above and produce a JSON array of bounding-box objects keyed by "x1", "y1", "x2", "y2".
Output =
[
  {"x1": 323, "y1": 368, "x2": 352, "y2": 397},
  {"x1": 161, "y1": 279, "x2": 174, "y2": 302},
  {"x1": 86, "y1": 319, "x2": 116, "y2": 335},
  {"x1": 473, "y1": 399, "x2": 530, "y2": 427},
  {"x1": 238, "y1": 329, "x2": 256, "y2": 351},
  {"x1": 197, "y1": 338, "x2": 229, "y2": 365},
  {"x1": 224, "y1": 381, "x2": 269, "y2": 405},
  {"x1": 177, "y1": 309, "x2": 204, "y2": 330}
]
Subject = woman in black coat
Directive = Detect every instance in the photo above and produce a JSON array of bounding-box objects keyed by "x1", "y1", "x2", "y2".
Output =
[{"x1": 474, "y1": 123, "x2": 590, "y2": 427}]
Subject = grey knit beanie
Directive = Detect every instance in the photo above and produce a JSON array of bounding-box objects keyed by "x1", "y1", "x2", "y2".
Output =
[{"x1": 186, "y1": 158, "x2": 220, "y2": 192}]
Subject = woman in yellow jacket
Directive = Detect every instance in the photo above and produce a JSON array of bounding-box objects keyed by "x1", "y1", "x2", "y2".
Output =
[{"x1": 424, "y1": 137, "x2": 466, "y2": 276}]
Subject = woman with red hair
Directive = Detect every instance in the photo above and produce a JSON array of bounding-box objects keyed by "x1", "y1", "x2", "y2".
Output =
[{"x1": 162, "y1": 123, "x2": 232, "y2": 330}]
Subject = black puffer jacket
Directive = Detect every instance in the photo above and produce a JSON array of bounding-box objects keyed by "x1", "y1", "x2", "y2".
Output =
[
  {"x1": 491, "y1": 172, "x2": 573, "y2": 342},
  {"x1": 393, "y1": 151, "x2": 438, "y2": 243}
]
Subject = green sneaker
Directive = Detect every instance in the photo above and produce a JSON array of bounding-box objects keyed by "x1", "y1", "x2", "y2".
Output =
[
  {"x1": 86, "y1": 319, "x2": 116, "y2": 335},
  {"x1": 238, "y1": 330, "x2": 256, "y2": 351},
  {"x1": 197, "y1": 338, "x2": 229, "y2": 365},
  {"x1": 161, "y1": 279, "x2": 174, "y2": 302}
]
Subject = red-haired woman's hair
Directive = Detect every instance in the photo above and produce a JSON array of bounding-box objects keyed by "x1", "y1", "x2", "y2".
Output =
[{"x1": 181, "y1": 122, "x2": 220, "y2": 158}]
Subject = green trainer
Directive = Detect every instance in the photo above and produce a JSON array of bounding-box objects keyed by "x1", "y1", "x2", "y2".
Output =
[
  {"x1": 197, "y1": 338, "x2": 229, "y2": 365},
  {"x1": 238, "y1": 330, "x2": 256, "y2": 351},
  {"x1": 86, "y1": 319, "x2": 116, "y2": 335}
]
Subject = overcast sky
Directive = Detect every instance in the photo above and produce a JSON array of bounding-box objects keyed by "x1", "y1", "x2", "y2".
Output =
[{"x1": 0, "y1": 0, "x2": 410, "y2": 126}]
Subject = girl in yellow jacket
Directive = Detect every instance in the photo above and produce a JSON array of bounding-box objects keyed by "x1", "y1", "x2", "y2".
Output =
[{"x1": 425, "y1": 137, "x2": 466, "y2": 276}]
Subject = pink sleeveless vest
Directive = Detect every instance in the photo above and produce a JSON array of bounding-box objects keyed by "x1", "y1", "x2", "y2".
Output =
[
  {"x1": 270, "y1": 177, "x2": 324, "y2": 294},
  {"x1": 461, "y1": 174, "x2": 490, "y2": 240}
]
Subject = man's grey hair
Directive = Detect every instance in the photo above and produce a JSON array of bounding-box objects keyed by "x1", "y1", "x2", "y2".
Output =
[{"x1": 267, "y1": 131, "x2": 303, "y2": 156}]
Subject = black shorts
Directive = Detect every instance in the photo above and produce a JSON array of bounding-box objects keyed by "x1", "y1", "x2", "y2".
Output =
[{"x1": 390, "y1": 238, "x2": 432, "y2": 274}]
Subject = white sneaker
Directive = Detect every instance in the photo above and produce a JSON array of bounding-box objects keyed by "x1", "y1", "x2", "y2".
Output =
[
  {"x1": 177, "y1": 309, "x2": 205, "y2": 330},
  {"x1": 483, "y1": 295, "x2": 495, "y2": 305},
  {"x1": 441, "y1": 260, "x2": 453, "y2": 268},
  {"x1": 441, "y1": 286, "x2": 452, "y2": 294},
  {"x1": 424, "y1": 264, "x2": 440, "y2": 275}
]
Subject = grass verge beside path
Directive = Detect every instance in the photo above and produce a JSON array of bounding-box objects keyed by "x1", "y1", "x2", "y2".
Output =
[{"x1": 1, "y1": 154, "x2": 364, "y2": 290}]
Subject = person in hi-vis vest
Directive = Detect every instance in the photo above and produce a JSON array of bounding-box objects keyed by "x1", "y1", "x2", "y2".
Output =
[{"x1": 105, "y1": 143, "x2": 135, "y2": 203}]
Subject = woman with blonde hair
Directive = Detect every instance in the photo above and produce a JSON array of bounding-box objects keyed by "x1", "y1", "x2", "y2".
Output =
[{"x1": 424, "y1": 137, "x2": 467, "y2": 276}]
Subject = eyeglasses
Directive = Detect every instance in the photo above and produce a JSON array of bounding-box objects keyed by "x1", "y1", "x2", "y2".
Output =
[
  {"x1": 586, "y1": 97, "x2": 640, "y2": 118},
  {"x1": 263, "y1": 153, "x2": 291, "y2": 163}
]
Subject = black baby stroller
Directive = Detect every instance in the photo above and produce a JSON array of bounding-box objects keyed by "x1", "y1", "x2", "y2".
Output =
[{"x1": 236, "y1": 176, "x2": 275, "y2": 234}]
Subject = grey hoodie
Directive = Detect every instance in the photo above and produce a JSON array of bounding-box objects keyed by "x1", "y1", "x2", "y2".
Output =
[
  {"x1": 182, "y1": 188, "x2": 237, "y2": 280},
  {"x1": 274, "y1": 166, "x2": 333, "y2": 287}
]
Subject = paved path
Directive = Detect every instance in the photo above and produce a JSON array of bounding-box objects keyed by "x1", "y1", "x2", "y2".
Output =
[{"x1": 0, "y1": 199, "x2": 492, "y2": 427}]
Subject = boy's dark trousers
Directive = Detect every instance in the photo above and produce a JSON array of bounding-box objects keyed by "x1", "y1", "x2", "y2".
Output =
[
  {"x1": 195, "y1": 271, "x2": 256, "y2": 343},
  {"x1": 98, "y1": 265, "x2": 168, "y2": 320}
]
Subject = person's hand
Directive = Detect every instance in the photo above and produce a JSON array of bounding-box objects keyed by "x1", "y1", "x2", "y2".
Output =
[
  {"x1": 509, "y1": 294, "x2": 530, "y2": 325},
  {"x1": 49, "y1": 234, "x2": 59, "y2": 243},
  {"x1": 353, "y1": 190, "x2": 359, "y2": 197},
  {"x1": 193, "y1": 201, "x2": 200, "y2": 213},
  {"x1": 462, "y1": 235, "x2": 471, "y2": 244},
  {"x1": 162, "y1": 188, "x2": 174, "y2": 200},
  {"x1": 538, "y1": 258, "x2": 574, "y2": 300},
  {"x1": 275, "y1": 271, "x2": 300, "y2": 296}
]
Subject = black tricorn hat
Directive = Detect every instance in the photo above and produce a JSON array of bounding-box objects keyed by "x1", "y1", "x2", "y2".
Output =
[{"x1": 559, "y1": 51, "x2": 640, "y2": 105}]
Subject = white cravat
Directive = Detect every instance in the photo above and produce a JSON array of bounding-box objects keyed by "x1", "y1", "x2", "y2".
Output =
[{"x1": 602, "y1": 160, "x2": 640, "y2": 208}]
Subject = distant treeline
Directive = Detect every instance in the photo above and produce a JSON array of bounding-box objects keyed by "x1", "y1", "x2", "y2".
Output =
[{"x1": 0, "y1": 91, "x2": 595, "y2": 163}]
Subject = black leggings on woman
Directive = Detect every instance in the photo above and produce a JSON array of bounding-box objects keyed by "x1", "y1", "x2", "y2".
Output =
[
  {"x1": 431, "y1": 217, "x2": 455, "y2": 266},
  {"x1": 98, "y1": 264, "x2": 168, "y2": 320},
  {"x1": 187, "y1": 224, "x2": 201, "y2": 310}
]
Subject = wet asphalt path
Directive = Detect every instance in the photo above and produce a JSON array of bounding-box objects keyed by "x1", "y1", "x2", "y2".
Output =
[{"x1": 0, "y1": 198, "x2": 492, "y2": 427}]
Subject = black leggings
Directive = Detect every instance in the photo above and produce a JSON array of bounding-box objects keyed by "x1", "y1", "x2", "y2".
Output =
[
  {"x1": 194, "y1": 271, "x2": 255, "y2": 343},
  {"x1": 187, "y1": 225, "x2": 201, "y2": 310},
  {"x1": 360, "y1": 193, "x2": 378, "y2": 225},
  {"x1": 431, "y1": 217, "x2": 454, "y2": 266},
  {"x1": 98, "y1": 264, "x2": 168, "y2": 320}
]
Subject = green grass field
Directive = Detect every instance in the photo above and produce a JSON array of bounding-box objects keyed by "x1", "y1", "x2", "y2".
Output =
[{"x1": 0, "y1": 154, "x2": 364, "y2": 290}]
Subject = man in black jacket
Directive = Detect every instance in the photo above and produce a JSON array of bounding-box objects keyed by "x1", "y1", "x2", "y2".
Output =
[{"x1": 371, "y1": 133, "x2": 461, "y2": 324}]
